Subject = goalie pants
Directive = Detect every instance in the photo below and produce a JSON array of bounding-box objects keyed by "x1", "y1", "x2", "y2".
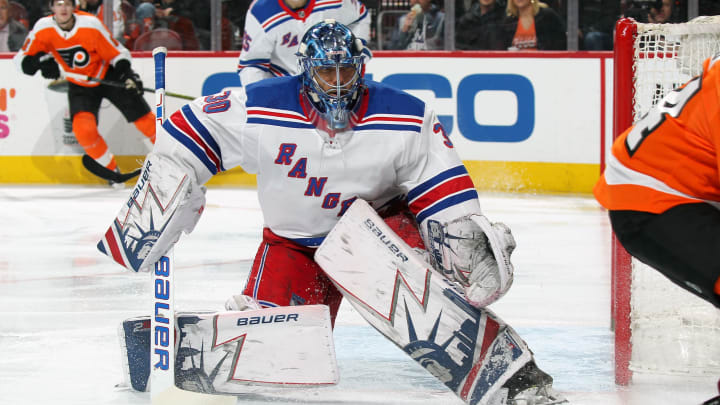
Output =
[
  {"x1": 609, "y1": 202, "x2": 720, "y2": 308},
  {"x1": 242, "y1": 210, "x2": 425, "y2": 327}
]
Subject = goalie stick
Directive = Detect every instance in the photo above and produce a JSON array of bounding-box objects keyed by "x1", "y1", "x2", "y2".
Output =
[
  {"x1": 147, "y1": 47, "x2": 234, "y2": 405},
  {"x1": 81, "y1": 154, "x2": 140, "y2": 183},
  {"x1": 149, "y1": 46, "x2": 175, "y2": 405}
]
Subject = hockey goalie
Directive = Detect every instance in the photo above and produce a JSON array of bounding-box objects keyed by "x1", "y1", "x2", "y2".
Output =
[{"x1": 98, "y1": 20, "x2": 567, "y2": 405}]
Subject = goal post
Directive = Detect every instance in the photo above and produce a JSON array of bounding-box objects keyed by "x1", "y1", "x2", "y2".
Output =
[
  {"x1": 611, "y1": 16, "x2": 720, "y2": 386},
  {"x1": 611, "y1": 18, "x2": 636, "y2": 386}
]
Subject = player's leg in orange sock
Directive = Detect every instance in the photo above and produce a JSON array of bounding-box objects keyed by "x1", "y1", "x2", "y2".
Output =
[
  {"x1": 73, "y1": 111, "x2": 116, "y2": 170},
  {"x1": 133, "y1": 112, "x2": 156, "y2": 144}
]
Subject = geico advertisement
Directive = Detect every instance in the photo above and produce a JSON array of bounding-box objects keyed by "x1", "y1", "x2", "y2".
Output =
[{"x1": 0, "y1": 55, "x2": 612, "y2": 164}]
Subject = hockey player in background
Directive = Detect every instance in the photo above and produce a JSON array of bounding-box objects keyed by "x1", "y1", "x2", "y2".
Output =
[
  {"x1": 595, "y1": 53, "x2": 720, "y2": 405},
  {"x1": 100, "y1": 20, "x2": 566, "y2": 404},
  {"x1": 237, "y1": 0, "x2": 372, "y2": 87},
  {"x1": 14, "y1": 0, "x2": 155, "y2": 180}
]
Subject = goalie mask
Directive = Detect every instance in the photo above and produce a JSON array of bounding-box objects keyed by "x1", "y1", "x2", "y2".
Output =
[{"x1": 298, "y1": 20, "x2": 365, "y2": 132}]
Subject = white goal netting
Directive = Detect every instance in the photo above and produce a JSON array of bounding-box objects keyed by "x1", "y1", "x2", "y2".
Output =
[{"x1": 628, "y1": 16, "x2": 720, "y2": 377}]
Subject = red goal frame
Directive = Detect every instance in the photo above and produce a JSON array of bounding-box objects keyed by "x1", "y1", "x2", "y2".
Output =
[{"x1": 611, "y1": 17, "x2": 638, "y2": 386}]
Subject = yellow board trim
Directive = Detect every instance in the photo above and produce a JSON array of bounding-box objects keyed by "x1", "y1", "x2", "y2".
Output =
[
  {"x1": 0, "y1": 156, "x2": 599, "y2": 193},
  {"x1": 464, "y1": 161, "x2": 601, "y2": 194}
]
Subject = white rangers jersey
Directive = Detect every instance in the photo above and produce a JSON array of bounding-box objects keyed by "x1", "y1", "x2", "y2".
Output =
[
  {"x1": 155, "y1": 77, "x2": 481, "y2": 247},
  {"x1": 237, "y1": 0, "x2": 371, "y2": 86}
]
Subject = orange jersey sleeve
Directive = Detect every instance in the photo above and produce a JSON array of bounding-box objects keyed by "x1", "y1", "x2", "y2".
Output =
[
  {"x1": 595, "y1": 56, "x2": 720, "y2": 213},
  {"x1": 14, "y1": 13, "x2": 131, "y2": 87}
]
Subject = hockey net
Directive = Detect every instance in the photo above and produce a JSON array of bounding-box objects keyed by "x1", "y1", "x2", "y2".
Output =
[{"x1": 612, "y1": 16, "x2": 720, "y2": 385}]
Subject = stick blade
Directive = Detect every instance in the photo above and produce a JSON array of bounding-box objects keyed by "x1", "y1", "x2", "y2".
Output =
[
  {"x1": 47, "y1": 79, "x2": 69, "y2": 93},
  {"x1": 81, "y1": 154, "x2": 140, "y2": 183}
]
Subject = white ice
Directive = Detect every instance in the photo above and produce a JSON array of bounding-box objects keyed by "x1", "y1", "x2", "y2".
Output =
[{"x1": 0, "y1": 186, "x2": 716, "y2": 405}]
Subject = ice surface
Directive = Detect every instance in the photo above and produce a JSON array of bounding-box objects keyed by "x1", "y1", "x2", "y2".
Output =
[{"x1": 0, "y1": 186, "x2": 716, "y2": 404}]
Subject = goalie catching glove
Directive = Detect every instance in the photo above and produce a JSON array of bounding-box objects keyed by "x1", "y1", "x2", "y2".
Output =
[
  {"x1": 97, "y1": 153, "x2": 206, "y2": 272},
  {"x1": 426, "y1": 214, "x2": 516, "y2": 308}
]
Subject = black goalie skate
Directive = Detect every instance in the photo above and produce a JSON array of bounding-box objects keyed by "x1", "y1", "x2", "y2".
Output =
[{"x1": 502, "y1": 361, "x2": 568, "y2": 405}]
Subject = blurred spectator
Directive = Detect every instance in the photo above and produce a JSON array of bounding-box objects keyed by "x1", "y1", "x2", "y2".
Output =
[
  {"x1": 184, "y1": 0, "x2": 236, "y2": 50},
  {"x1": 77, "y1": 0, "x2": 126, "y2": 43},
  {"x1": 0, "y1": 0, "x2": 28, "y2": 51},
  {"x1": 123, "y1": 0, "x2": 198, "y2": 50},
  {"x1": 580, "y1": 0, "x2": 620, "y2": 50},
  {"x1": 487, "y1": 0, "x2": 566, "y2": 50},
  {"x1": 648, "y1": 0, "x2": 676, "y2": 23},
  {"x1": 455, "y1": 0, "x2": 474, "y2": 19},
  {"x1": 455, "y1": 0, "x2": 504, "y2": 50},
  {"x1": 122, "y1": 2, "x2": 151, "y2": 51},
  {"x1": 136, "y1": 1, "x2": 154, "y2": 31},
  {"x1": 165, "y1": 0, "x2": 208, "y2": 48},
  {"x1": 624, "y1": 0, "x2": 679, "y2": 24},
  {"x1": 18, "y1": 0, "x2": 47, "y2": 29},
  {"x1": 387, "y1": 0, "x2": 445, "y2": 50},
  {"x1": 224, "y1": 0, "x2": 249, "y2": 50},
  {"x1": 541, "y1": 0, "x2": 561, "y2": 14},
  {"x1": 152, "y1": 0, "x2": 200, "y2": 49},
  {"x1": 700, "y1": 0, "x2": 720, "y2": 16}
]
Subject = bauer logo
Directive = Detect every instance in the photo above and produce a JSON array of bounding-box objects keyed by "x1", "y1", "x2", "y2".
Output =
[
  {"x1": 363, "y1": 218, "x2": 409, "y2": 262},
  {"x1": 236, "y1": 313, "x2": 299, "y2": 326},
  {"x1": 153, "y1": 256, "x2": 171, "y2": 371},
  {"x1": 127, "y1": 160, "x2": 152, "y2": 209},
  {"x1": 0, "y1": 88, "x2": 17, "y2": 139}
]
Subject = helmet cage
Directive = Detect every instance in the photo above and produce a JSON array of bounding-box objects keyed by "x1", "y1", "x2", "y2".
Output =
[{"x1": 298, "y1": 21, "x2": 365, "y2": 130}]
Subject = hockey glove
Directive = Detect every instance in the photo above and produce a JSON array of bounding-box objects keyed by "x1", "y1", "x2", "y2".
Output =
[
  {"x1": 39, "y1": 56, "x2": 61, "y2": 79},
  {"x1": 20, "y1": 53, "x2": 42, "y2": 76},
  {"x1": 426, "y1": 215, "x2": 516, "y2": 308},
  {"x1": 21, "y1": 53, "x2": 60, "y2": 79},
  {"x1": 113, "y1": 59, "x2": 144, "y2": 95}
]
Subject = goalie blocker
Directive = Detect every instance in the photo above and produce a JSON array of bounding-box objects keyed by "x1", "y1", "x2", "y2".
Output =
[{"x1": 97, "y1": 152, "x2": 206, "y2": 272}]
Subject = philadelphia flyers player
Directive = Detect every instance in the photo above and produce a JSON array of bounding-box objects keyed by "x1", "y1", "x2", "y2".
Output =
[
  {"x1": 596, "y1": 54, "x2": 720, "y2": 405},
  {"x1": 595, "y1": 53, "x2": 720, "y2": 311},
  {"x1": 14, "y1": 0, "x2": 155, "y2": 180}
]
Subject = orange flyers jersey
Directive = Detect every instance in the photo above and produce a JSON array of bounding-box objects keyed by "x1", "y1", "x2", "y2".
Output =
[
  {"x1": 14, "y1": 12, "x2": 131, "y2": 87},
  {"x1": 594, "y1": 55, "x2": 720, "y2": 214}
]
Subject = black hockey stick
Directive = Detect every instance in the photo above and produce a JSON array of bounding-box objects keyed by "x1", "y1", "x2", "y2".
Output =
[
  {"x1": 61, "y1": 71, "x2": 196, "y2": 100},
  {"x1": 81, "y1": 154, "x2": 141, "y2": 183}
]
